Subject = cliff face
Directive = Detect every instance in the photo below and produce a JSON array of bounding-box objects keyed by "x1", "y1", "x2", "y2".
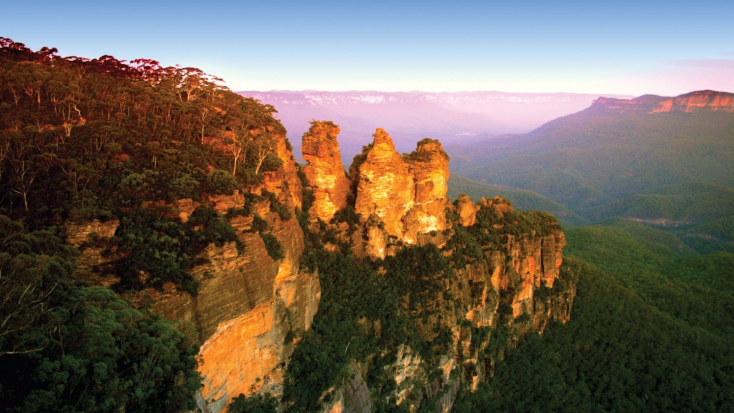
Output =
[
  {"x1": 591, "y1": 90, "x2": 734, "y2": 114},
  {"x1": 66, "y1": 132, "x2": 318, "y2": 413},
  {"x1": 302, "y1": 121, "x2": 352, "y2": 222},
  {"x1": 67, "y1": 120, "x2": 573, "y2": 413},
  {"x1": 653, "y1": 90, "x2": 734, "y2": 113},
  {"x1": 296, "y1": 124, "x2": 574, "y2": 413},
  {"x1": 321, "y1": 196, "x2": 573, "y2": 413}
]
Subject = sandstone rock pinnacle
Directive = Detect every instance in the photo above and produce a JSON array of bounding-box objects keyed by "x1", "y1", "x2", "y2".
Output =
[{"x1": 301, "y1": 121, "x2": 352, "y2": 222}]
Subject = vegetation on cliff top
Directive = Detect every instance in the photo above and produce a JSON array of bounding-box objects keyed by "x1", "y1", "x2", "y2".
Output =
[
  {"x1": 0, "y1": 38, "x2": 295, "y2": 412},
  {"x1": 0, "y1": 37, "x2": 289, "y2": 293}
]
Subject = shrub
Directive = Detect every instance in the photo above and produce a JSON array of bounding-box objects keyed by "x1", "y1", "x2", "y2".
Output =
[{"x1": 260, "y1": 233, "x2": 284, "y2": 260}]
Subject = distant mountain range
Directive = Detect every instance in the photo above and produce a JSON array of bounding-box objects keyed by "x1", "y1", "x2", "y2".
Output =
[
  {"x1": 238, "y1": 90, "x2": 632, "y2": 162},
  {"x1": 447, "y1": 90, "x2": 734, "y2": 252}
]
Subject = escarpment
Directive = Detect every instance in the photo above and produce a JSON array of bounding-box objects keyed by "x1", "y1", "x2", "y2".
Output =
[
  {"x1": 592, "y1": 90, "x2": 734, "y2": 114},
  {"x1": 63, "y1": 120, "x2": 574, "y2": 413},
  {"x1": 67, "y1": 131, "x2": 319, "y2": 413},
  {"x1": 0, "y1": 40, "x2": 574, "y2": 413},
  {"x1": 301, "y1": 121, "x2": 351, "y2": 222},
  {"x1": 295, "y1": 123, "x2": 575, "y2": 413}
]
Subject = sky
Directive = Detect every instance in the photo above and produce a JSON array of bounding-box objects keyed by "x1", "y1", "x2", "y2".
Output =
[{"x1": 2, "y1": 0, "x2": 734, "y2": 96}]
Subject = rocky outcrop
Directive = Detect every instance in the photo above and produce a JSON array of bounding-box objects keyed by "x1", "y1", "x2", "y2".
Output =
[
  {"x1": 402, "y1": 139, "x2": 451, "y2": 245},
  {"x1": 67, "y1": 137, "x2": 318, "y2": 413},
  {"x1": 455, "y1": 194, "x2": 476, "y2": 227},
  {"x1": 352, "y1": 128, "x2": 416, "y2": 243},
  {"x1": 652, "y1": 90, "x2": 734, "y2": 113},
  {"x1": 329, "y1": 194, "x2": 574, "y2": 413},
  {"x1": 346, "y1": 129, "x2": 450, "y2": 258},
  {"x1": 263, "y1": 130, "x2": 303, "y2": 210},
  {"x1": 302, "y1": 121, "x2": 352, "y2": 222},
  {"x1": 591, "y1": 90, "x2": 734, "y2": 114}
]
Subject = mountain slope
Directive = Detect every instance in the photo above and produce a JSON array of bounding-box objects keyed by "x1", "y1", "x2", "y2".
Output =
[
  {"x1": 450, "y1": 91, "x2": 734, "y2": 221},
  {"x1": 447, "y1": 175, "x2": 588, "y2": 227}
]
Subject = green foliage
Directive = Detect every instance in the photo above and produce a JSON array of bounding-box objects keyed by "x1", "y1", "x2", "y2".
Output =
[
  {"x1": 455, "y1": 257, "x2": 734, "y2": 413},
  {"x1": 207, "y1": 168, "x2": 239, "y2": 195},
  {"x1": 448, "y1": 175, "x2": 588, "y2": 227},
  {"x1": 259, "y1": 233, "x2": 284, "y2": 260},
  {"x1": 0, "y1": 215, "x2": 200, "y2": 413},
  {"x1": 112, "y1": 207, "x2": 236, "y2": 295},
  {"x1": 458, "y1": 216, "x2": 734, "y2": 413},
  {"x1": 263, "y1": 190, "x2": 292, "y2": 221},
  {"x1": 228, "y1": 393, "x2": 278, "y2": 413},
  {"x1": 0, "y1": 38, "x2": 285, "y2": 227},
  {"x1": 284, "y1": 243, "x2": 458, "y2": 412},
  {"x1": 251, "y1": 214, "x2": 269, "y2": 232}
]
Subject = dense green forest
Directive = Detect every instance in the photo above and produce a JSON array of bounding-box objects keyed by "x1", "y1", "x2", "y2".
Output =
[
  {"x1": 445, "y1": 96, "x2": 734, "y2": 411},
  {"x1": 449, "y1": 209, "x2": 734, "y2": 412},
  {"x1": 280, "y1": 194, "x2": 565, "y2": 412},
  {"x1": 0, "y1": 38, "x2": 295, "y2": 411},
  {"x1": 447, "y1": 175, "x2": 588, "y2": 227}
]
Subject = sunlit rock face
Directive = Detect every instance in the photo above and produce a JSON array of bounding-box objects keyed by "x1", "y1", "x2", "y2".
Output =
[
  {"x1": 189, "y1": 208, "x2": 319, "y2": 413},
  {"x1": 352, "y1": 128, "x2": 416, "y2": 242},
  {"x1": 345, "y1": 129, "x2": 451, "y2": 257},
  {"x1": 455, "y1": 194, "x2": 477, "y2": 227},
  {"x1": 326, "y1": 195, "x2": 573, "y2": 413},
  {"x1": 403, "y1": 138, "x2": 450, "y2": 245},
  {"x1": 263, "y1": 130, "x2": 303, "y2": 210},
  {"x1": 302, "y1": 121, "x2": 352, "y2": 222},
  {"x1": 67, "y1": 140, "x2": 318, "y2": 413},
  {"x1": 592, "y1": 90, "x2": 734, "y2": 114},
  {"x1": 653, "y1": 90, "x2": 734, "y2": 113}
]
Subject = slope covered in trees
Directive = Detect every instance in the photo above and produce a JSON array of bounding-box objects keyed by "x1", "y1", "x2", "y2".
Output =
[
  {"x1": 0, "y1": 38, "x2": 297, "y2": 412},
  {"x1": 452, "y1": 220, "x2": 734, "y2": 412},
  {"x1": 448, "y1": 101, "x2": 734, "y2": 234},
  {"x1": 0, "y1": 38, "x2": 291, "y2": 293}
]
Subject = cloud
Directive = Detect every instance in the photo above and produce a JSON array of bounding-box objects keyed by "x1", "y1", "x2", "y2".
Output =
[{"x1": 669, "y1": 58, "x2": 734, "y2": 69}]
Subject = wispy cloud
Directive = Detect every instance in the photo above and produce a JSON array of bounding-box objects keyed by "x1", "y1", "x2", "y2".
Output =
[{"x1": 669, "y1": 58, "x2": 734, "y2": 69}]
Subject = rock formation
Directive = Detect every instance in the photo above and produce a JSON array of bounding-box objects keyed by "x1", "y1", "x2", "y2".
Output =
[
  {"x1": 592, "y1": 90, "x2": 734, "y2": 114},
  {"x1": 67, "y1": 131, "x2": 318, "y2": 413},
  {"x1": 352, "y1": 128, "x2": 416, "y2": 242},
  {"x1": 322, "y1": 195, "x2": 573, "y2": 413},
  {"x1": 345, "y1": 129, "x2": 451, "y2": 258},
  {"x1": 455, "y1": 194, "x2": 477, "y2": 227},
  {"x1": 302, "y1": 121, "x2": 352, "y2": 222},
  {"x1": 402, "y1": 138, "x2": 451, "y2": 245},
  {"x1": 67, "y1": 122, "x2": 573, "y2": 413}
]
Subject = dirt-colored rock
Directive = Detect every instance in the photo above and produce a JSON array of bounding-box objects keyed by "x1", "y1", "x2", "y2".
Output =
[
  {"x1": 302, "y1": 121, "x2": 352, "y2": 222},
  {"x1": 353, "y1": 129, "x2": 415, "y2": 240},
  {"x1": 455, "y1": 194, "x2": 477, "y2": 227}
]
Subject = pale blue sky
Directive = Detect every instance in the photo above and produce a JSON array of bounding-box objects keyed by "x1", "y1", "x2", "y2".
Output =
[{"x1": 3, "y1": 0, "x2": 733, "y2": 95}]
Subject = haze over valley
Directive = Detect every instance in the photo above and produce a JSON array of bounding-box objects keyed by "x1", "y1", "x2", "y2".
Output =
[{"x1": 240, "y1": 90, "x2": 633, "y2": 162}]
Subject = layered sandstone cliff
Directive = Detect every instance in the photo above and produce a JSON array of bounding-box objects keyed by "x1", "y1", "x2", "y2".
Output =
[
  {"x1": 66, "y1": 121, "x2": 574, "y2": 413},
  {"x1": 302, "y1": 121, "x2": 352, "y2": 222},
  {"x1": 321, "y1": 195, "x2": 573, "y2": 413},
  {"x1": 66, "y1": 131, "x2": 317, "y2": 413},
  {"x1": 295, "y1": 124, "x2": 573, "y2": 412},
  {"x1": 347, "y1": 129, "x2": 450, "y2": 258},
  {"x1": 592, "y1": 90, "x2": 734, "y2": 114}
]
